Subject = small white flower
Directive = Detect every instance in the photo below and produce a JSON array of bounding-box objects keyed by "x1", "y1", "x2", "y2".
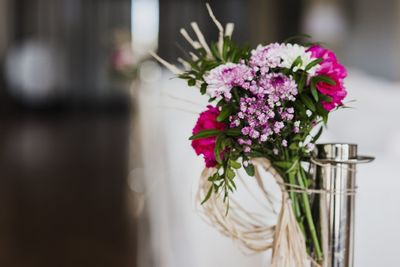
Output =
[
  {"x1": 260, "y1": 134, "x2": 268, "y2": 142},
  {"x1": 282, "y1": 139, "x2": 288, "y2": 147},
  {"x1": 305, "y1": 143, "x2": 315, "y2": 152}
]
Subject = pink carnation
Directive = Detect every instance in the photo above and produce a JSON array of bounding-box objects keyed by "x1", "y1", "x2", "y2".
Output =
[
  {"x1": 308, "y1": 45, "x2": 348, "y2": 111},
  {"x1": 192, "y1": 106, "x2": 227, "y2": 168}
]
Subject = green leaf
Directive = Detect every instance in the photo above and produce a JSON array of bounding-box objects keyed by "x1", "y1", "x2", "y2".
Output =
[
  {"x1": 189, "y1": 129, "x2": 221, "y2": 140},
  {"x1": 228, "y1": 48, "x2": 238, "y2": 63},
  {"x1": 178, "y1": 73, "x2": 192, "y2": 79},
  {"x1": 232, "y1": 87, "x2": 240, "y2": 103},
  {"x1": 216, "y1": 98, "x2": 225, "y2": 107},
  {"x1": 210, "y1": 42, "x2": 221, "y2": 60},
  {"x1": 297, "y1": 73, "x2": 306, "y2": 94},
  {"x1": 247, "y1": 151, "x2": 264, "y2": 157},
  {"x1": 305, "y1": 58, "x2": 323, "y2": 71},
  {"x1": 228, "y1": 178, "x2": 237, "y2": 190},
  {"x1": 310, "y1": 81, "x2": 319, "y2": 102},
  {"x1": 313, "y1": 126, "x2": 324, "y2": 142},
  {"x1": 208, "y1": 173, "x2": 219, "y2": 182},
  {"x1": 281, "y1": 68, "x2": 291, "y2": 76},
  {"x1": 300, "y1": 94, "x2": 316, "y2": 112},
  {"x1": 291, "y1": 56, "x2": 303, "y2": 70},
  {"x1": 225, "y1": 128, "x2": 241, "y2": 136},
  {"x1": 293, "y1": 101, "x2": 306, "y2": 116},
  {"x1": 276, "y1": 160, "x2": 299, "y2": 174},
  {"x1": 274, "y1": 161, "x2": 293, "y2": 169},
  {"x1": 226, "y1": 168, "x2": 236, "y2": 179},
  {"x1": 316, "y1": 103, "x2": 329, "y2": 124},
  {"x1": 226, "y1": 182, "x2": 234, "y2": 192},
  {"x1": 222, "y1": 36, "x2": 230, "y2": 61},
  {"x1": 289, "y1": 142, "x2": 298, "y2": 150},
  {"x1": 229, "y1": 160, "x2": 241, "y2": 169},
  {"x1": 292, "y1": 134, "x2": 303, "y2": 141},
  {"x1": 305, "y1": 178, "x2": 313, "y2": 187},
  {"x1": 214, "y1": 134, "x2": 224, "y2": 164},
  {"x1": 319, "y1": 94, "x2": 333, "y2": 102},
  {"x1": 188, "y1": 79, "x2": 196, "y2": 86},
  {"x1": 200, "y1": 83, "x2": 207, "y2": 94},
  {"x1": 217, "y1": 105, "x2": 233, "y2": 122},
  {"x1": 201, "y1": 184, "x2": 214, "y2": 205},
  {"x1": 313, "y1": 75, "x2": 336, "y2": 85},
  {"x1": 221, "y1": 138, "x2": 231, "y2": 151},
  {"x1": 244, "y1": 163, "x2": 255, "y2": 176},
  {"x1": 323, "y1": 114, "x2": 329, "y2": 125}
]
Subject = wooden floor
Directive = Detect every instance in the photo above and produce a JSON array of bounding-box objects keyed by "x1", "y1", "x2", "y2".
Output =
[{"x1": 0, "y1": 112, "x2": 137, "y2": 267}]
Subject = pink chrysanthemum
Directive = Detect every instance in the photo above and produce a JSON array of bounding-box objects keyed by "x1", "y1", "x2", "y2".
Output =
[{"x1": 203, "y1": 63, "x2": 253, "y2": 100}]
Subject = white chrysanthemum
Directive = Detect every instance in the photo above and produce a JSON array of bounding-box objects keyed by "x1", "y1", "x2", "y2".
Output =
[{"x1": 277, "y1": 43, "x2": 319, "y2": 75}]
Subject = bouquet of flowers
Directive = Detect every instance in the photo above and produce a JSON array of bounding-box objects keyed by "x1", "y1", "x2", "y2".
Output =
[{"x1": 152, "y1": 4, "x2": 348, "y2": 266}]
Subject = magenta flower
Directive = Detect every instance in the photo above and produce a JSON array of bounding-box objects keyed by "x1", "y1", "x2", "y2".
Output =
[
  {"x1": 308, "y1": 45, "x2": 348, "y2": 111},
  {"x1": 192, "y1": 106, "x2": 227, "y2": 168}
]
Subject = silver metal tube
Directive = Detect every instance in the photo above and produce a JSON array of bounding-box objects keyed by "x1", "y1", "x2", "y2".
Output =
[{"x1": 311, "y1": 143, "x2": 372, "y2": 267}]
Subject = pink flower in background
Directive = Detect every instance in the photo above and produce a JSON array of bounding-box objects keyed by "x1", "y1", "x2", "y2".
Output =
[
  {"x1": 308, "y1": 45, "x2": 348, "y2": 111},
  {"x1": 112, "y1": 43, "x2": 135, "y2": 71},
  {"x1": 192, "y1": 106, "x2": 227, "y2": 168}
]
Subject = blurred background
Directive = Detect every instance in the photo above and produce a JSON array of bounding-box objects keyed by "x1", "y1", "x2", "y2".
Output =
[{"x1": 0, "y1": 0, "x2": 399, "y2": 266}]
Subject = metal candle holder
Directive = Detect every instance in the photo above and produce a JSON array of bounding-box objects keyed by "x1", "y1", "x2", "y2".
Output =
[{"x1": 311, "y1": 143, "x2": 374, "y2": 267}]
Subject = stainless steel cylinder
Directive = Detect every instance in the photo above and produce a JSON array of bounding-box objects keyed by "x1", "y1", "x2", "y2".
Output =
[{"x1": 312, "y1": 143, "x2": 370, "y2": 267}]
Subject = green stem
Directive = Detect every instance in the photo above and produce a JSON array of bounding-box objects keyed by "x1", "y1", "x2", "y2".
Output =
[
  {"x1": 288, "y1": 171, "x2": 305, "y2": 233},
  {"x1": 297, "y1": 167, "x2": 323, "y2": 262}
]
